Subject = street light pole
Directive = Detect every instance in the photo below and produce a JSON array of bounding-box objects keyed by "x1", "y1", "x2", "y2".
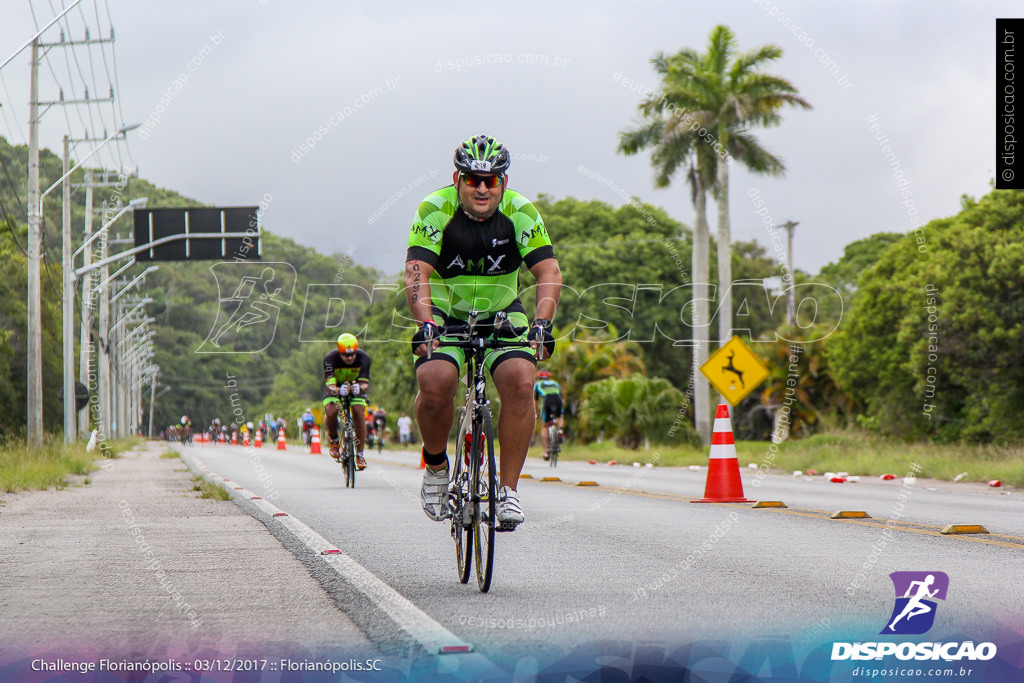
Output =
[
  {"x1": 104, "y1": 270, "x2": 156, "y2": 438},
  {"x1": 76, "y1": 197, "x2": 146, "y2": 439},
  {"x1": 26, "y1": 38, "x2": 42, "y2": 444},
  {"x1": 779, "y1": 220, "x2": 799, "y2": 326},
  {"x1": 59, "y1": 124, "x2": 140, "y2": 443},
  {"x1": 9, "y1": 0, "x2": 86, "y2": 445},
  {"x1": 62, "y1": 136, "x2": 75, "y2": 442},
  {"x1": 147, "y1": 368, "x2": 161, "y2": 438},
  {"x1": 78, "y1": 169, "x2": 93, "y2": 437}
]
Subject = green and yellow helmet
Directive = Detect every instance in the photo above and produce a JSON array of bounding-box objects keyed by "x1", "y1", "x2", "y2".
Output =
[
  {"x1": 337, "y1": 333, "x2": 358, "y2": 354},
  {"x1": 453, "y1": 134, "x2": 510, "y2": 175}
]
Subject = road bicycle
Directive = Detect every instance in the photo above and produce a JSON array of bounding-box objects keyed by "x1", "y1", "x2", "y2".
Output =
[
  {"x1": 332, "y1": 387, "x2": 359, "y2": 488},
  {"x1": 546, "y1": 423, "x2": 561, "y2": 467},
  {"x1": 374, "y1": 418, "x2": 386, "y2": 453},
  {"x1": 427, "y1": 310, "x2": 533, "y2": 593}
]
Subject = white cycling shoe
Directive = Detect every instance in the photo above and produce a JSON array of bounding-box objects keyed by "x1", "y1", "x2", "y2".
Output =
[
  {"x1": 495, "y1": 486, "x2": 524, "y2": 530},
  {"x1": 420, "y1": 466, "x2": 450, "y2": 521}
]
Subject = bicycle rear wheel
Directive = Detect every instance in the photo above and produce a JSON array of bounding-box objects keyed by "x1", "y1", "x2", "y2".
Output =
[
  {"x1": 473, "y1": 408, "x2": 496, "y2": 593},
  {"x1": 451, "y1": 407, "x2": 472, "y2": 584},
  {"x1": 548, "y1": 424, "x2": 559, "y2": 467}
]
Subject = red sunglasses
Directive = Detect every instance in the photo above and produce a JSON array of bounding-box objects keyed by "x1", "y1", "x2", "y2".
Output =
[{"x1": 460, "y1": 173, "x2": 504, "y2": 189}]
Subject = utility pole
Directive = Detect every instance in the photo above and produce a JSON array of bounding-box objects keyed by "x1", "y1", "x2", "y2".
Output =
[
  {"x1": 780, "y1": 220, "x2": 798, "y2": 326},
  {"x1": 62, "y1": 135, "x2": 76, "y2": 442},
  {"x1": 98, "y1": 203, "x2": 111, "y2": 442},
  {"x1": 78, "y1": 170, "x2": 94, "y2": 437},
  {"x1": 26, "y1": 38, "x2": 43, "y2": 444},
  {"x1": 17, "y1": 8, "x2": 114, "y2": 444}
]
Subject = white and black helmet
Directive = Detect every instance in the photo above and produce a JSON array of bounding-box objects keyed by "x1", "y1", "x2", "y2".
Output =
[{"x1": 453, "y1": 134, "x2": 510, "y2": 175}]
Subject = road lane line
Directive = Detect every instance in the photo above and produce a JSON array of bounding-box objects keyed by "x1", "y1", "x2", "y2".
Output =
[{"x1": 524, "y1": 479, "x2": 1024, "y2": 550}]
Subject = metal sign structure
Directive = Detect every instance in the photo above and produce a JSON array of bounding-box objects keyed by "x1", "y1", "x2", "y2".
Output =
[{"x1": 133, "y1": 207, "x2": 260, "y2": 261}]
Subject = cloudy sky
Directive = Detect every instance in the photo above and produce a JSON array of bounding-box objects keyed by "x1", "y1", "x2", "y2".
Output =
[{"x1": 0, "y1": 1, "x2": 1012, "y2": 278}]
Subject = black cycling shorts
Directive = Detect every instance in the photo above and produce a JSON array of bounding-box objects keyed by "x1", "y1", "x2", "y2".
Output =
[{"x1": 540, "y1": 396, "x2": 563, "y2": 422}]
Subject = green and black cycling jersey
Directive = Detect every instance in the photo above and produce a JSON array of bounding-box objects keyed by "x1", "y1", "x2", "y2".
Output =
[
  {"x1": 406, "y1": 186, "x2": 554, "y2": 321},
  {"x1": 323, "y1": 349, "x2": 371, "y2": 387}
]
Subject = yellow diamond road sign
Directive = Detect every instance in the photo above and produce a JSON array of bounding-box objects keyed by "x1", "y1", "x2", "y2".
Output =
[{"x1": 700, "y1": 335, "x2": 770, "y2": 406}]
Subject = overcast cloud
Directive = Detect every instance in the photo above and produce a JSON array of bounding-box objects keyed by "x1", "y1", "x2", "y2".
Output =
[{"x1": 0, "y1": 1, "x2": 1012, "y2": 278}]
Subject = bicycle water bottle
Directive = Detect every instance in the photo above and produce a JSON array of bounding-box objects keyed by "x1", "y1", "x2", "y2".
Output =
[{"x1": 464, "y1": 432, "x2": 486, "y2": 467}]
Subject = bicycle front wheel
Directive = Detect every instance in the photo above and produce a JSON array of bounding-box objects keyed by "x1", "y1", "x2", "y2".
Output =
[
  {"x1": 343, "y1": 425, "x2": 356, "y2": 488},
  {"x1": 452, "y1": 407, "x2": 472, "y2": 584},
  {"x1": 473, "y1": 408, "x2": 496, "y2": 593}
]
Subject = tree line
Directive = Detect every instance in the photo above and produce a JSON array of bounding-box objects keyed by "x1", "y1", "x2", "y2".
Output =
[{"x1": 1, "y1": 21, "x2": 1019, "y2": 446}]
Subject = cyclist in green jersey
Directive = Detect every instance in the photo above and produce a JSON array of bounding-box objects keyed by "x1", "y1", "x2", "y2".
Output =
[
  {"x1": 323, "y1": 332, "x2": 371, "y2": 470},
  {"x1": 406, "y1": 134, "x2": 562, "y2": 530}
]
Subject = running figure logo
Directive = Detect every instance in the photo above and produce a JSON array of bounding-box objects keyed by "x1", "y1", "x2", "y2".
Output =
[
  {"x1": 198, "y1": 262, "x2": 296, "y2": 353},
  {"x1": 881, "y1": 571, "x2": 949, "y2": 635}
]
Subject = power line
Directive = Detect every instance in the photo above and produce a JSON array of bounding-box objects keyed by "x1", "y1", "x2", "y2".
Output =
[
  {"x1": 99, "y1": 0, "x2": 134, "y2": 170},
  {"x1": 0, "y1": 73, "x2": 28, "y2": 141}
]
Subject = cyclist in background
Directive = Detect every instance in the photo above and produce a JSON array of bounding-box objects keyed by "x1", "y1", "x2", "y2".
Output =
[
  {"x1": 180, "y1": 415, "x2": 193, "y2": 445},
  {"x1": 373, "y1": 406, "x2": 388, "y2": 447},
  {"x1": 323, "y1": 333, "x2": 371, "y2": 470},
  {"x1": 405, "y1": 134, "x2": 561, "y2": 529},
  {"x1": 301, "y1": 407, "x2": 316, "y2": 446},
  {"x1": 534, "y1": 370, "x2": 564, "y2": 459}
]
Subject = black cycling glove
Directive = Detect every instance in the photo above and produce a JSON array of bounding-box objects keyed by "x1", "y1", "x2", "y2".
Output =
[
  {"x1": 411, "y1": 320, "x2": 440, "y2": 354},
  {"x1": 529, "y1": 318, "x2": 555, "y2": 360}
]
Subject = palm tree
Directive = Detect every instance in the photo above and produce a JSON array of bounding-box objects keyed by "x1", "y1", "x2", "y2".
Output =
[
  {"x1": 619, "y1": 56, "x2": 716, "y2": 446},
  {"x1": 619, "y1": 25, "x2": 811, "y2": 443},
  {"x1": 696, "y1": 26, "x2": 811, "y2": 349}
]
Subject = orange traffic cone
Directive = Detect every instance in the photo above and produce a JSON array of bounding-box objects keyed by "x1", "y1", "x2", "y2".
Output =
[
  {"x1": 692, "y1": 404, "x2": 753, "y2": 503},
  {"x1": 309, "y1": 426, "x2": 322, "y2": 454},
  {"x1": 277, "y1": 427, "x2": 287, "y2": 451},
  {"x1": 231, "y1": 431, "x2": 238, "y2": 446},
  {"x1": 254, "y1": 429, "x2": 262, "y2": 448}
]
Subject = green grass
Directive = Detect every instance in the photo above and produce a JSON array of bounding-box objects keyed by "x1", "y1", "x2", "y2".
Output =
[
  {"x1": 191, "y1": 476, "x2": 232, "y2": 500},
  {"x1": 160, "y1": 451, "x2": 180, "y2": 459},
  {"x1": 550, "y1": 430, "x2": 1024, "y2": 488},
  {"x1": 0, "y1": 436, "x2": 143, "y2": 493}
]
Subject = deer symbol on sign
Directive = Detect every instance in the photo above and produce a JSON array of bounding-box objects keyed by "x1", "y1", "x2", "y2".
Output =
[{"x1": 722, "y1": 350, "x2": 745, "y2": 389}]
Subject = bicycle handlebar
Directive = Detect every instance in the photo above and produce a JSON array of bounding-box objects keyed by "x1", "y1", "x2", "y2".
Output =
[{"x1": 424, "y1": 310, "x2": 534, "y2": 357}]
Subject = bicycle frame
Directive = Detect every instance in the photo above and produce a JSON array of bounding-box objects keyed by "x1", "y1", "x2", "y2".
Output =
[
  {"x1": 427, "y1": 310, "x2": 533, "y2": 592},
  {"x1": 333, "y1": 388, "x2": 359, "y2": 488}
]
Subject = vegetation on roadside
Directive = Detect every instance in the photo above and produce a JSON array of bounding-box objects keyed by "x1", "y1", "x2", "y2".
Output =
[
  {"x1": 0, "y1": 436, "x2": 143, "y2": 493},
  {"x1": 191, "y1": 475, "x2": 232, "y2": 500}
]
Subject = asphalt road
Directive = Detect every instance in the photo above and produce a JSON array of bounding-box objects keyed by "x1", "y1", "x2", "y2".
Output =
[{"x1": 175, "y1": 441, "x2": 1024, "y2": 677}]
